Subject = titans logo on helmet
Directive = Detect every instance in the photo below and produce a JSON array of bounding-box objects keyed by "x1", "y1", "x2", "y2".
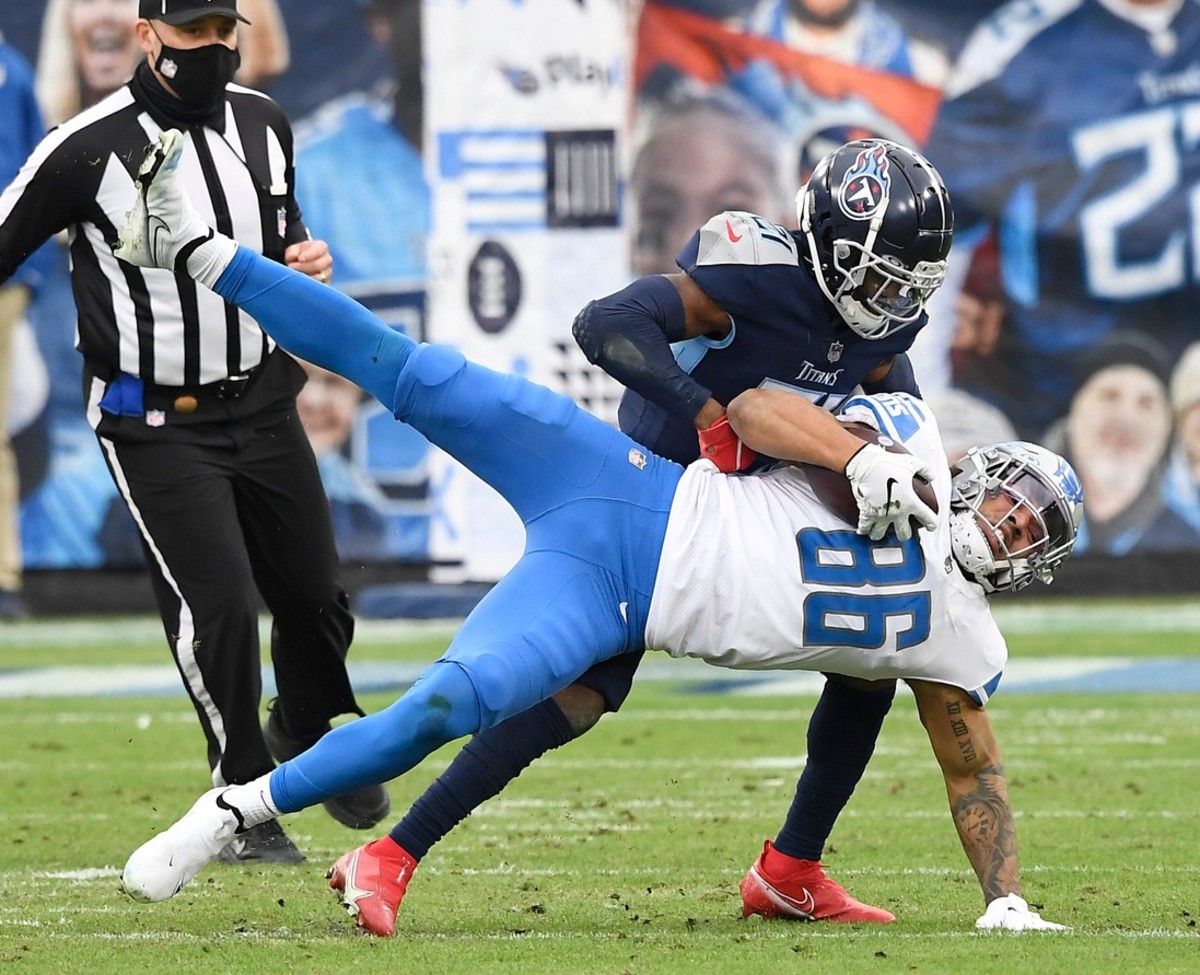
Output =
[{"x1": 838, "y1": 144, "x2": 890, "y2": 221}]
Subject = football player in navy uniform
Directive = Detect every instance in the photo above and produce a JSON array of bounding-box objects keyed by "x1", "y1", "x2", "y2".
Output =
[
  {"x1": 371, "y1": 137, "x2": 955, "y2": 926},
  {"x1": 116, "y1": 128, "x2": 1077, "y2": 936},
  {"x1": 926, "y1": 0, "x2": 1200, "y2": 438}
]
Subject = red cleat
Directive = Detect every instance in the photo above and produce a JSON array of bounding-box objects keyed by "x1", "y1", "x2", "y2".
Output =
[
  {"x1": 740, "y1": 840, "x2": 895, "y2": 923},
  {"x1": 327, "y1": 836, "x2": 418, "y2": 936}
]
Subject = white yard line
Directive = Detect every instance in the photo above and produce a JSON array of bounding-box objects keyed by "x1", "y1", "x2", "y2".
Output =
[
  {"x1": 3, "y1": 654, "x2": 1200, "y2": 698},
  {"x1": 2, "y1": 598, "x2": 1200, "y2": 649}
]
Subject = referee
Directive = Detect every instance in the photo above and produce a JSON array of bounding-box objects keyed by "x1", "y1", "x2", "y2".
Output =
[{"x1": 0, "y1": 0, "x2": 389, "y2": 860}]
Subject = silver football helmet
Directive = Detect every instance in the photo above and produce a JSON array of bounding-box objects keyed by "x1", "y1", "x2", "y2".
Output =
[
  {"x1": 949, "y1": 441, "x2": 1084, "y2": 593},
  {"x1": 797, "y1": 139, "x2": 953, "y2": 339}
]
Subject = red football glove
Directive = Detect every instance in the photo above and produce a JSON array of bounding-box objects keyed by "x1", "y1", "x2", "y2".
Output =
[{"x1": 697, "y1": 415, "x2": 758, "y2": 472}]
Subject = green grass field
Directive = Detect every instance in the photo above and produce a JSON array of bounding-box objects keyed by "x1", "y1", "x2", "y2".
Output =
[{"x1": 1, "y1": 599, "x2": 1198, "y2": 974}]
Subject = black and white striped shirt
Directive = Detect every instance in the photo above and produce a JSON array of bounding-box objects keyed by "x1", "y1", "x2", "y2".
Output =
[{"x1": 0, "y1": 66, "x2": 308, "y2": 399}]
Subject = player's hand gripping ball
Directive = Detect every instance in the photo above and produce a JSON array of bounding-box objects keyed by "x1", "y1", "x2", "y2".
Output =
[{"x1": 801, "y1": 422, "x2": 938, "y2": 538}]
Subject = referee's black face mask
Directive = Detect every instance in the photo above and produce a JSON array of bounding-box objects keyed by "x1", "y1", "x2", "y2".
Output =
[{"x1": 152, "y1": 28, "x2": 241, "y2": 109}]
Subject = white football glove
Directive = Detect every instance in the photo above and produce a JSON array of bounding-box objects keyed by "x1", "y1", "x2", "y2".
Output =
[
  {"x1": 843, "y1": 442, "x2": 937, "y2": 541},
  {"x1": 975, "y1": 893, "x2": 1068, "y2": 932}
]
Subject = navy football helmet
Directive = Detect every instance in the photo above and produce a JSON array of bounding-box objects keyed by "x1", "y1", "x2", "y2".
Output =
[
  {"x1": 797, "y1": 139, "x2": 953, "y2": 339},
  {"x1": 949, "y1": 442, "x2": 1085, "y2": 593}
]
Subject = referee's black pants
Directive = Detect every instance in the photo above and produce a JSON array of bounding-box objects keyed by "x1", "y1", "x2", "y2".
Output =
[{"x1": 99, "y1": 410, "x2": 360, "y2": 786}]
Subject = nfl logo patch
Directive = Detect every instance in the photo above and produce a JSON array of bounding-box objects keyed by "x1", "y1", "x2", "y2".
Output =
[
  {"x1": 146, "y1": 409, "x2": 166, "y2": 428},
  {"x1": 277, "y1": 207, "x2": 287, "y2": 237},
  {"x1": 827, "y1": 340, "x2": 843, "y2": 363},
  {"x1": 628, "y1": 448, "x2": 647, "y2": 470}
]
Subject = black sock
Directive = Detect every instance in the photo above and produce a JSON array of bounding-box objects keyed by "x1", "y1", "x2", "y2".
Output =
[
  {"x1": 772, "y1": 680, "x2": 895, "y2": 862},
  {"x1": 389, "y1": 697, "x2": 575, "y2": 861}
]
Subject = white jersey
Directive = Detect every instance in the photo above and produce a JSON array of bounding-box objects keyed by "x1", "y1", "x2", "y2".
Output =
[{"x1": 644, "y1": 393, "x2": 1007, "y2": 705}]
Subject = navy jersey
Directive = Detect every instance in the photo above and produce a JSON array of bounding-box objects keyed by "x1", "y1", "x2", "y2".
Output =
[
  {"x1": 617, "y1": 210, "x2": 924, "y2": 462},
  {"x1": 928, "y1": 0, "x2": 1200, "y2": 432}
]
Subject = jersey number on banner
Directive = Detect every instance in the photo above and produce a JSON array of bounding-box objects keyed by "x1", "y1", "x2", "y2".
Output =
[{"x1": 1075, "y1": 103, "x2": 1200, "y2": 300}]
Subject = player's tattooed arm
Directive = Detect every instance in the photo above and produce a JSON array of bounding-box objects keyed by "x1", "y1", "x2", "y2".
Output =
[{"x1": 909, "y1": 679, "x2": 1021, "y2": 904}]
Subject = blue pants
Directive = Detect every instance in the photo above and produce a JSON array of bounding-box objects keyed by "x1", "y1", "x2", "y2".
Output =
[{"x1": 210, "y1": 248, "x2": 683, "y2": 812}]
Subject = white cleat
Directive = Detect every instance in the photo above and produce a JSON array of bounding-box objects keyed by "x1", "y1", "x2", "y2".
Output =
[
  {"x1": 121, "y1": 787, "x2": 246, "y2": 902},
  {"x1": 114, "y1": 128, "x2": 212, "y2": 272}
]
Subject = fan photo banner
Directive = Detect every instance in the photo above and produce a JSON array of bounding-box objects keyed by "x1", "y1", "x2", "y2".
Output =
[
  {"x1": 3, "y1": 0, "x2": 1200, "y2": 579},
  {"x1": 423, "y1": 0, "x2": 629, "y2": 581},
  {"x1": 634, "y1": 1, "x2": 942, "y2": 148}
]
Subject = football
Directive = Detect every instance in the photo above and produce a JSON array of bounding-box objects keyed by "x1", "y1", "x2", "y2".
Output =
[{"x1": 799, "y1": 422, "x2": 939, "y2": 529}]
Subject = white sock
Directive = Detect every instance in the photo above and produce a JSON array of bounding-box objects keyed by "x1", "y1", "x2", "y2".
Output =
[
  {"x1": 221, "y1": 773, "x2": 282, "y2": 828},
  {"x1": 184, "y1": 233, "x2": 239, "y2": 290}
]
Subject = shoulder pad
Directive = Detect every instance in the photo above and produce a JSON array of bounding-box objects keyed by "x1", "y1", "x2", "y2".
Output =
[
  {"x1": 839, "y1": 392, "x2": 935, "y2": 447},
  {"x1": 694, "y1": 211, "x2": 800, "y2": 269}
]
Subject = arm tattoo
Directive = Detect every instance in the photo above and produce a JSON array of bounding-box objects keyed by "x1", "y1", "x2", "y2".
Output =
[
  {"x1": 950, "y1": 764, "x2": 1019, "y2": 900},
  {"x1": 945, "y1": 699, "x2": 977, "y2": 764},
  {"x1": 943, "y1": 702, "x2": 1019, "y2": 900}
]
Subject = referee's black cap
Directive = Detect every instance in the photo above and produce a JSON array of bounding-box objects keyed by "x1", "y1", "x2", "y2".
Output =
[{"x1": 138, "y1": 0, "x2": 251, "y2": 26}]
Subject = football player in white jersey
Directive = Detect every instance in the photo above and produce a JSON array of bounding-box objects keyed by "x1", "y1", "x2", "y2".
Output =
[{"x1": 117, "y1": 129, "x2": 1083, "y2": 935}]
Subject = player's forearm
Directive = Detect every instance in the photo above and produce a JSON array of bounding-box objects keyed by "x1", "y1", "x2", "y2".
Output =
[
  {"x1": 945, "y1": 759, "x2": 1021, "y2": 903},
  {"x1": 725, "y1": 388, "x2": 863, "y2": 471},
  {"x1": 910, "y1": 680, "x2": 1022, "y2": 904}
]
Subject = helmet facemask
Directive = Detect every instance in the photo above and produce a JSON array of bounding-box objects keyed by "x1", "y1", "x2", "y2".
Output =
[
  {"x1": 948, "y1": 443, "x2": 1084, "y2": 593},
  {"x1": 826, "y1": 239, "x2": 947, "y2": 338}
]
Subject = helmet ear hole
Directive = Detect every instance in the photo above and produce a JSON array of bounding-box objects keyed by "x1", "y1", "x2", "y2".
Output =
[{"x1": 835, "y1": 242, "x2": 851, "y2": 260}]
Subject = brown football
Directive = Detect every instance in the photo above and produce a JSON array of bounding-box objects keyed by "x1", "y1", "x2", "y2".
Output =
[{"x1": 799, "y1": 422, "x2": 939, "y2": 529}]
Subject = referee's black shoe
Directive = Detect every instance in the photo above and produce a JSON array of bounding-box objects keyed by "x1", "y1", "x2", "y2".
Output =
[
  {"x1": 216, "y1": 819, "x2": 305, "y2": 865},
  {"x1": 263, "y1": 702, "x2": 392, "y2": 830}
]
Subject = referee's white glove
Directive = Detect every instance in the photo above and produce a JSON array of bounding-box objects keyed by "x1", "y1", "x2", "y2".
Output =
[
  {"x1": 975, "y1": 893, "x2": 1067, "y2": 932},
  {"x1": 844, "y1": 443, "x2": 937, "y2": 542}
]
